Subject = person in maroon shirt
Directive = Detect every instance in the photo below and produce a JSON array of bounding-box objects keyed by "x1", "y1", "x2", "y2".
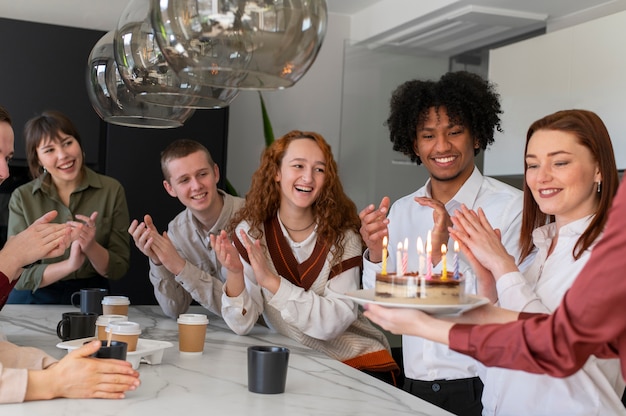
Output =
[{"x1": 364, "y1": 122, "x2": 626, "y2": 382}]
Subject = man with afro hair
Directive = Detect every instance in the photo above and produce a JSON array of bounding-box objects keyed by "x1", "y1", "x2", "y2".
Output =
[{"x1": 360, "y1": 71, "x2": 531, "y2": 415}]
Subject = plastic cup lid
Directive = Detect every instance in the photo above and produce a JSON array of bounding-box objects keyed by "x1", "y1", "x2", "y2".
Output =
[
  {"x1": 102, "y1": 296, "x2": 130, "y2": 305},
  {"x1": 105, "y1": 321, "x2": 141, "y2": 335},
  {"x1": 177, "y1": 314, "x2": 209, "y2": 325},
  {"x1": 96, "y1": 314, "x2": 128, "y2": 325}
]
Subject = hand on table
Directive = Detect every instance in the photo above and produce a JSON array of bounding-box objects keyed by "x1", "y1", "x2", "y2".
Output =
[{"x1": 26, "y1": 340, "x2": 140, "y2": 401}]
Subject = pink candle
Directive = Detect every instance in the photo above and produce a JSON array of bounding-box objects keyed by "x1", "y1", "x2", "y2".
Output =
[
  {"x1": 402, "y1": 238, "x2": 408, "y2": 276},
  {"x1": 454, "y1": 240, "x2": 460, "y2": 280}
]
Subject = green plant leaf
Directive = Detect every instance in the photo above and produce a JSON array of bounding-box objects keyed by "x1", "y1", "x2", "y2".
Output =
[
  {"x1": 259, "y1": 92, "x2": 275, "y2": 146},
  {"x1": 225, "y1": 178, "x2": 239, "y2": 197},
  {"x1": 225, "y1": 93, "x2": 276, "y2": 196}
]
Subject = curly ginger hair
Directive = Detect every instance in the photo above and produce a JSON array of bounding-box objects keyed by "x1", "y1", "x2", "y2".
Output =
[{"x1": 227, "y1": 130, "x2": 363, "y2": 263}]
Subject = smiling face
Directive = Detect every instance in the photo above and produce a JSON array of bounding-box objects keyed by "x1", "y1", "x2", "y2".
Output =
[
  {"x1": 413, "y1": 107, "x2": 478, "y2": 190},
  {"x1": 163, "y1": 150, "x2": 221, "y2": 217},
  {"x1": 36, "y1": 132, "x2": 84, "y2": 186},
  {"x1": 0, "y1": 121, "x2": 14, "y2": 185},
  {"x1": 275, "y1": 138, "x2": 326, "y2": 213},
  {"x1": 525, "y1": 129, "x2": 601, "y2": 227}
]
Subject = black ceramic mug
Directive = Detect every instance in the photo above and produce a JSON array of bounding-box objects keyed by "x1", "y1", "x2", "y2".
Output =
[
  {"x1": 71, "y1": 288, "x2": 108, "y2": 315},
  {"x1": 247, "y1": 345, "x2": 290, "y2": 394},
  {"x1": 89, "y1": 340, "x2": 128, "y2": 360},
  {"x1": 57, "y1": 312, "x2": 98, "y2": 341}
]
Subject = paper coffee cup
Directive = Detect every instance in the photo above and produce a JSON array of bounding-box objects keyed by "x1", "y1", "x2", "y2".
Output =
[
  {"x1": 105, "y1": 321, "x2": 141, "y2": 352},
  {"x1": 96, "y1": 314, "x2": 128, "y2": 341},
  {"x1": 101, "y1": 296, "x2": 130, "y2": 316},
  {"x1": 177, "y1": 314, "x2": 209, "y2": 354}
]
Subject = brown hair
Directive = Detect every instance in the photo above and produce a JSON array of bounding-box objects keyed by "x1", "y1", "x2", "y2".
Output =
[
  {"x1": 160, "y1": 138, "x2": 215, "y2": 181},
  {"x1": 0, "y1": 106, "x2": 12, "y2": 125},
  {"x1": 227, "y1": 130, "x2": 362, "y2": 263},
  {"x1": 24, "y1": 110, "x2": 84, "y2": 179},
  {"x1": 519, "y1": 109, "x2": 619, "y2": 263}
]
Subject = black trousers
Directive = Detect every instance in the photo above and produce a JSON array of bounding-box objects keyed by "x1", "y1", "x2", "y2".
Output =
[{"x1": 404, "y1": 376, "x2": 483, "y2": 416}]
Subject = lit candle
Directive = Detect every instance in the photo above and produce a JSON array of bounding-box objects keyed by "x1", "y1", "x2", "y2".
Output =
[
  {"x1": 454, "y1": 240, "x2": 460, "y2": 280},
  {"x1": 381, "y1": 236, "x2": 388, "y2": 275},
  {"x1": 417, "y1": 236, "x2": 425, "y2": 276},
  {"x1": 426, "y1": 230, "x2": 432, "y2": 279},
  {"x1": 396, "y1": 242, "x2": 404, "y2": 277},
  {"x1": 441, "y1": 243, "x2": 447, "y2": 280},
  {"x1": 402, "y1": 238, "x2": 409, "y2": 276}
]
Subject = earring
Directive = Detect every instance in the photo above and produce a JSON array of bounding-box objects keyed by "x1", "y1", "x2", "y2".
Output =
[
  {"x1": 43, "y1": 167, "x2": 47, "y2": 174},
  {"x1": 597, "y1": 181, "x2": 602, "y2": 193}
]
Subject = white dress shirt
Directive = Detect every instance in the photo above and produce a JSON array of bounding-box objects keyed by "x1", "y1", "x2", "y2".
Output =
[
  {"x1": 363, "y1": 167, "x2": 528, "y2": 381},
  {"x1": 482, "y1": 216, "x2": 625, "y2": 416}
]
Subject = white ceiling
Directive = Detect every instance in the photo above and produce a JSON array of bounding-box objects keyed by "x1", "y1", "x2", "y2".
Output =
[
  {"x1": 0, "y1": 0, "x2": 624, "y2": 54},
  {"x1": 0, "y1": 0, "x2": 382, "y2": 31}
]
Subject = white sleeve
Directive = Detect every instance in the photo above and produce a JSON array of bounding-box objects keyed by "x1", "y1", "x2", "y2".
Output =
[
  {"x1": 268, "y1": 264, "x2": 359, "y2": 341},
  {"x1": 496, "y1": 271, "x2": 550, "y2": 313}
]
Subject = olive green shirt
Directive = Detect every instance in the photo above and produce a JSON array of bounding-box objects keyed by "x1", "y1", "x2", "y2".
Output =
[{"x1": 8, "y1": 168, "x2": 130, "y2": 291}]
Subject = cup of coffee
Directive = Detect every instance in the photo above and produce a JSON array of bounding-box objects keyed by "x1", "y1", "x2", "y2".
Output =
[
  {"x1": 95, "y1": 314, "x2": 128, "y2": 341},
  {"x1": 247, "y1": 345, "x2": 290, "y2": 394},
  {"x1": 71, "y1": 288, "x2": 108, "y2": 315},
  {"x1": 177, "y1": 314, "x2": 209, "y2": 355},
  {"x1": 57, "y1": 312, "x2": 98, "y2": 341},
  {"x1": 101, "y1": 296, "x2": 130, "y2": 316},
  {"x1": 91, "y1": 340, "x2": 128, "y2": 360},
  {"x1": 105, "y1": 321, "x2": 141, "y2": 352}
]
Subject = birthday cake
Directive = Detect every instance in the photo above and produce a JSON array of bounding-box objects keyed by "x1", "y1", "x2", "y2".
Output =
[{"x1": 375, "y1": 272, "x2": 464, "y2": 305}]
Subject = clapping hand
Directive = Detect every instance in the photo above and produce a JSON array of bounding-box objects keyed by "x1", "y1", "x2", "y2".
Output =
[
  {"x1": 128, "y1": 215, "x2": 161, "y2": 264},
  {"x1": 210, "y1": 230, "x2": 243, "y2": 274},
  {"x1": 0, "y1": 210, "x2": 73, "y2": 280},
  {"x1": 237, "y1": 229, "x2": 280, "y2": 294},
  {"x1": 359, "y1": 197, "x2": 390, "y2": 263},
  {"x1": 74, "y1": 212, "x2": 98, "y2": 252}
]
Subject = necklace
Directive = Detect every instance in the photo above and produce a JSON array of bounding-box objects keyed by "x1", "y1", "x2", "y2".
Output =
[{"x1": 283, "y1": 220, "x2": 315, "y2": 232}]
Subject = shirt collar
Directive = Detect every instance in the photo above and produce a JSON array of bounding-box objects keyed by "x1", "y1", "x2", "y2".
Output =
[
  {"x1": 187, "y1": 189, "x2": 229, "y2": 241},
  {"x1": 424, "y1": 166, "x2": 482, "y2": 213},
  {"x1": 532, "y1": 214, "x2": 595, "y2": 247},
  {"x1": 31, "y1": 167, "x2": 102, "y2": 195}
]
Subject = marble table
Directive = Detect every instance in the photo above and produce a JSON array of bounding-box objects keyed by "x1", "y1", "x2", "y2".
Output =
[{"x1": 0, "y1": 304, "x2": 451, "y2": 415}]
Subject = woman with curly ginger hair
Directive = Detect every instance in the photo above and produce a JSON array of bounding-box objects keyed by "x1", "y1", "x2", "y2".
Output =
[{"x1": 211, "y1": 131, "x2": 399, "y2": 385}]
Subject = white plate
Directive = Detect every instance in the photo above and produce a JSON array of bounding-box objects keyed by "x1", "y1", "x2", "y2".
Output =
[
  {"x1": 340, "y1": 289, "x2": 490, "y2": 316},
  {"x1": 56, "y1": 338, "x2": 173, "y2": 369}
]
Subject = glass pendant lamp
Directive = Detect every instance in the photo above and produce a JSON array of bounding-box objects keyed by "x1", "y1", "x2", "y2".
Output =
[
  {"x1": 151, "y1": 0, "x2": 328, "y2": 90},
  {"x1": 86, "y1": 31, "x2": 195, "y2": 128},
  {"x1": 115, "y1": 0, "x2": 239, "y2": 108}
]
